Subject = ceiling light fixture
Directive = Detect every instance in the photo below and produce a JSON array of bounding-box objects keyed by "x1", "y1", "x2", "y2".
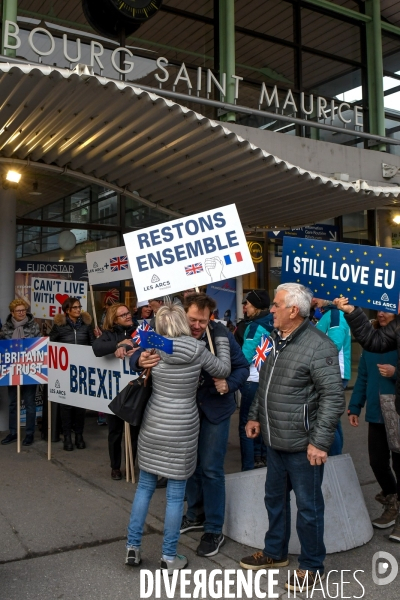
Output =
[
  {"x1": 393, "y1": 215, "x2": 400, "y2": 225},
  {"x1": 29, "y1": 181, "x2": 42, "y2": 196},
  {"x1": 6, "y1": 170, "x2": 21, "y2": 183}
]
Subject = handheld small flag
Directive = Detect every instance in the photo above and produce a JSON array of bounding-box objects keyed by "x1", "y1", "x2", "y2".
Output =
[
  {"x1": 253, "y1": 335, "x2": 273, "y2": 372},
  {"x1": 131, "y1": 319, "x2": 153, "y2": 345},
  {"x1": 139, "y1": 330, "x2": 174, "y2": 354}
]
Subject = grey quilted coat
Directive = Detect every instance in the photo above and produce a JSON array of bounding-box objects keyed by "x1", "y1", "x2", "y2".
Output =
[
  {"x1": 248, "y1": 319, "x2": 345, "y2": 453},
  {"x1": 138, "y1": 334, "x2": 231, "y2": 479}
]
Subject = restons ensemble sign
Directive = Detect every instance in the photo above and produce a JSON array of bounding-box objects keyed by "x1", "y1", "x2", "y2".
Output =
[{"x1": 124, "y1": 204, "x2": 255, "y2": 302}]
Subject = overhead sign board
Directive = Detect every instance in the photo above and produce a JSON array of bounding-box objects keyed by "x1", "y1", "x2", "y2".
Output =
[
  {"x1": 268, "y1": 224, "x2": 338, "y2": 241},
  {"x1": 124, "y1": 204, "x2": 255, "y2": 302},
  {"x1": 86, "y1": 245, "x2": 132, "y2": 285},
  {"x1": 281, "y1": 237, "x2": 400, "y2": 313},
  {"x1": 30, "y1": 278, "x2": 87, "y2": 319}
]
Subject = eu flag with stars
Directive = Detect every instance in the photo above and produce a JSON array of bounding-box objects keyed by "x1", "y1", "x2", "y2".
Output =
[
  {"x1": 281, "y1": 237, "x2": 400, "y2": 314},
  {"x1": 139, "y1": 330, "x2": 173, "y2": 354}
]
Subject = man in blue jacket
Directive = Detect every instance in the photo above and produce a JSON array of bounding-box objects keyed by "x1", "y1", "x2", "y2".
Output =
[{"x1": 135, "y1": 293, "x2": 249, "y2": 558}]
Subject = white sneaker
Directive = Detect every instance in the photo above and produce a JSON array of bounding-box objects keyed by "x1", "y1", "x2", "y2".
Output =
[
  {"x1": 160, "y1": 554, "x2": 188, "y2": 575},
  {"x1": 125, "y1": 547, "x2": 142, "y2": 566}
]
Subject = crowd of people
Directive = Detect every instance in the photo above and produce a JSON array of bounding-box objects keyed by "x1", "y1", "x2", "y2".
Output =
[{"x1": 1, "y1": 284, "x2": 400, "y2": 591}]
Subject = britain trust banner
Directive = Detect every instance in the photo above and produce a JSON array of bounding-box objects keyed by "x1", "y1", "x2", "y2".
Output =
[
  {"x1": 0, "y1": 338, "x2": 48, "y2": 386},
  {"x1": 281, "y1": 237, "x2": 400, "y2": 313},
  {"x1": 124, "y1": 204, "x2": 255, "y2": 302},
  {"x1": 47, "y1": 343, "x2": 138, "y2": 412}
]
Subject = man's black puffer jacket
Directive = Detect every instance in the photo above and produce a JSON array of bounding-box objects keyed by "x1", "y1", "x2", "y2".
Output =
[
  {"x1": 248, "y1": 318, "x2": 345, "y2": 453},
  {"x1": 49, "y1": 312, "x2": 95, "y2": 346},
  {"x1": 345, "y1": 307, "x2": 400, "y2": 414},
  {"x1": 92, "y1": 324, "x2": 137, "y2": 357}
]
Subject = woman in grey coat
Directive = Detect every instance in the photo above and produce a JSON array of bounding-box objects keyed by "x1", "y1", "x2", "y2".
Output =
[{"x1": 125, "y1": 303, "x2": 231, "y2": 574}]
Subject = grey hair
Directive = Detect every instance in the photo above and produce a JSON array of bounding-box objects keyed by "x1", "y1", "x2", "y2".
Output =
[
  {"x1": 155, "y1": 303, "x2": 191, "y2": 338},
  {"x1": 277, "y1": 283, "x2": 313, "y2": 318}
]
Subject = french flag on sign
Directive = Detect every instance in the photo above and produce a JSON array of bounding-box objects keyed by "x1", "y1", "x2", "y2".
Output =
[{"x1": 223, "y1": 252, "x2": 243, "y2": 265}]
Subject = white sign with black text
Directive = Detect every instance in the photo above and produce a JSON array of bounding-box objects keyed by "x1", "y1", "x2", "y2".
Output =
[
  {"x1": 86, "y1": 245, "x2": 132, "y2": 285},
  {"x1": 124, "y1": 204, "x2": 255, "y2": 302}
]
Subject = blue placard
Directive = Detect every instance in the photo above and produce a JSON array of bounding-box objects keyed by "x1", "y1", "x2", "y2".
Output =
[
  {"x1": 281, "y1": 238, "x2": 400, "y2": 313},
  {"x1": 0, "y1": 338, "x2": 48, "y2": 386}
]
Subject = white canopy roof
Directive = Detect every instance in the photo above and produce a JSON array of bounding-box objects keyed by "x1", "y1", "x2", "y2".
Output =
[{"x1": 0, "y1": 62, "x2": 399, "y2": 228}]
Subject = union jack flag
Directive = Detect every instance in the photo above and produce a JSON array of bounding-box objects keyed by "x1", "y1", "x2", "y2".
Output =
[
  {"x1": 110, "y1": 255, "x2": 129, "y2": 272},
  {"x1": 185, "y1": 262, "x2": 203, "y2": 276},
  {"x1": 0, "y1": 337, "x2": 48, "y2": 386},
  {"x1": 131, "y1": 319, "x2": 153, "y2": 345},
  {"x1": 253, "y1": 335, "x2": 274, "y2": 372}
]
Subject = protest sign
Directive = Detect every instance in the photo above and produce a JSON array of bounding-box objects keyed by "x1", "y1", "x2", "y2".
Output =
[
  {"x1": 124, "y1": 204, "x2": 255, "y2": 302},
  {"x1": 30, "y1": 278, "x2": 87, "y2": 319},
  {"x1": 48, "y1": 343, "x2": 138, "y2": 413},
  {"x1": 281, "y1": 237, "x2": 400, "y2": 313},
  {"x1": 0, "y1": 338, "x2": 48, "y2": 386},
  {"x1": 86, "y1": 246, "x2": 132, "y2": 285}
]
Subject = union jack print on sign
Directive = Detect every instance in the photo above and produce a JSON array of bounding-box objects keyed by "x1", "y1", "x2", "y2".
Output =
[
  {"x1": 110, "y1": 255, "x2": 129, "y2": 272},
  {"x1": 185, "y1": 263, "x2": 203, "y2": 276},
  {"x1": 0, "y1": 337, "x2": 48, "y2": 386}
]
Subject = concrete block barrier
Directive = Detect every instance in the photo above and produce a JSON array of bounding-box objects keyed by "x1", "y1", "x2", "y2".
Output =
[{"x1": 223, "y1": 454, "x2": 373, "y2": 554}]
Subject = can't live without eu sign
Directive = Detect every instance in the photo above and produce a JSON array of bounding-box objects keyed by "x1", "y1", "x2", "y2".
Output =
[{"x1": 281, "y1": 237, "x2": 400, "y2": 313}]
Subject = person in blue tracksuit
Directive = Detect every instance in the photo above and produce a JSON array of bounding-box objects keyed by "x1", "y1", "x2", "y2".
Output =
[
  {"x1": 315, "y1": 300, "x2": 351, "y2": 455},
  {"x1": 237, "y1": 290, "x2": 273, "y2": 470}
]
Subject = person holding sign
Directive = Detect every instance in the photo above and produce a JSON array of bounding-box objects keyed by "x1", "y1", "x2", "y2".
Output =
[
  {"x1": 92, "y1": 303, "x2": 139, "y2": 480},
  {"x1": 347, "y1": 311, "x2": 400, "y2": 535},
  {"x1": 1, "y1": 299, "x2": 40, "y2": 446},
  {"x1": 335, "y1": 297, "x2": 400, "y2": 542},
  {"x1": 49, "y1": 297, "x2": 95, "y2": 451},
  {"x1": 125, "y1": 303, "x2": 231, "y2": 573},
  {"x1": 240, "y1": 284, "x2": 344, "y2": 593}
]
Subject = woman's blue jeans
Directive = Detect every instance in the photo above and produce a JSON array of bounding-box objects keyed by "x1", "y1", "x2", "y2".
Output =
[
  {"x1": 239, "y1": 381, "x2": 267, "y2": 470},
  {"x1": 127, "y1": 470, "x2": 186, "y2": 556}
]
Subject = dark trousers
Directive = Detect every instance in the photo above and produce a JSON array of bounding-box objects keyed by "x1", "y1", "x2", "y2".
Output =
[
  {"x1": 368, "y1": 422, "x2": 400, "y2": 499},
  {"x1": 263, "y1": 447, "x2": 325, "y2": 573},
  {"x1": 107, "y1": 414, "x2": 139, "y2": 470},
  {"x1": 60, "y1": 405, "x2": 86, "y2": 436},
  {"x1": 185, "y1": 414, "x2": 231, "y2": 534}
]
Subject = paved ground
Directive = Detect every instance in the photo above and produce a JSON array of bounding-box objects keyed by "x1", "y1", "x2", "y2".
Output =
[{"x1": 1, "y1": 393, "x2": 400, "y2": 599}]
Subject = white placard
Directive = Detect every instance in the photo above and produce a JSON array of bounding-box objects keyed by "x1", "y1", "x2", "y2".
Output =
[
  {"x1": 124, "y1": 204, "x2": 255, "y2": 302},
  {"x1": 48, "y1": 343, "x2": 138, "y2": 413},
  {"x1": 31, "y1": 278, "x2": 87, "y2": 319},
  {"x1": 86, "y1": 245, "x2": 132, "y2": 285}
]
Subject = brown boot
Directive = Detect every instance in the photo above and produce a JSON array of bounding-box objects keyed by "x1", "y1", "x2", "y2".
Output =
[{"x1": 372, "y1": 494, "x2": 398, "y2": 529}]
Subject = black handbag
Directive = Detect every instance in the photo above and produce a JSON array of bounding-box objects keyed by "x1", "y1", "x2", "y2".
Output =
[{"x1": 108, "y1": 368, "x2": 152, "y2": 427}]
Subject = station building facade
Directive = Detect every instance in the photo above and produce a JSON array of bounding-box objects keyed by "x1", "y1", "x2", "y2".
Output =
[{"x1": 1, "y1": 0, "x2": 400, "y2": 318}]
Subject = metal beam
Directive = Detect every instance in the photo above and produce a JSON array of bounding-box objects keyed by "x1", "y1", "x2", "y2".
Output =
[
  {"x1": 1, "y1": 0, "x2": 18, "y2": 56},
  {"x1": 302, "y1": 0, "x2": 371, "y2": 23},
  {"x1": 115, "y1": 80, "x2": 400, "y2": 146},
  {"x1": 382, "y1": 21, "x2": 400, "y2": 37},
  {"x1": 365, "y1": 0, "x2": 386, "y2": 149}
]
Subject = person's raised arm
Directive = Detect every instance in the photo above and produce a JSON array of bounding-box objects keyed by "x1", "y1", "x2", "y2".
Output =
[{"x1": 335, "y1": 297, "x2": 398, "y2": 354}]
